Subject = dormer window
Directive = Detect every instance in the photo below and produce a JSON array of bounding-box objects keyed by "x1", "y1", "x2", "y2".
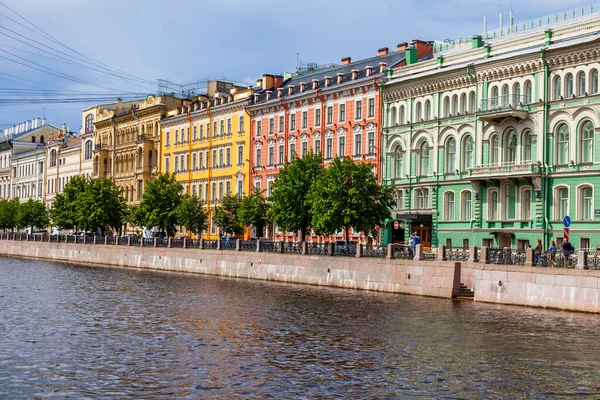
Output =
[
  {"x1": 266, "y1": 91, "x2": 272, "y2": 100},
  {"x1": 312, "y1": 79, "x2": 318, "y2": 90},
  {"x1": 337, "y1": 73, "x2": 343, "y2": 84},
  {"x1": 324, "y1": 76, "x2": 331, "y2": 87},
  {"x1": 299, "y1": 82, "x2": 306, "y2": 92},
  {"x1": 277, "y1": 88, "x2": 283, "y2": 98},
  {"x1": 351, "y1": 70, "x2": 358, "y2": 80},
  {"x1": 288, "y1": 85, "x2": 294, "y2": 96},
  {"x1": 365, "y1": 66, "x2": 373, "y2": 77},
  {"x1": 254, "y1": 94, "x2": 259, "y2": 103},
  {"x1": 379, "y1": 62, "x2": 387, "y2": 73}
]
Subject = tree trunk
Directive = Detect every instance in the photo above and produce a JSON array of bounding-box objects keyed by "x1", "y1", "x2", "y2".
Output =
[
  {"x1": 345, "y1": 226, "x2": 349, "y2": 242},
  {"x1": 298, "y1": 229, "x2": 305, "y2": 243}
]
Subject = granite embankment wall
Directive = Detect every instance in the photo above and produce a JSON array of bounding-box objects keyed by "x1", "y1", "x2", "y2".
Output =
[{"x1": 1, "y1": 240, "x2": 599, "y2": 313}]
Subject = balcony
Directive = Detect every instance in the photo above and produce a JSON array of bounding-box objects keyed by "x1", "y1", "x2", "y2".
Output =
[
  {"x1": 467, "y1": 162, "x2": 542, "y2": 180},
  {"x1": 136, "y1": 134, "x2": 151, "y2": 143},
  {"x1": 94, "y1": 144, "x2": 108, "y2": 152},
  {"x1": 478, "y1": 95, "x2": 530, "y2": 123}
]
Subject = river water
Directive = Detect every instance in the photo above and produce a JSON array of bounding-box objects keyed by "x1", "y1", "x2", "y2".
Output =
[{"x1": 1, "y1": 256, "x2": 599, "y2": 398}]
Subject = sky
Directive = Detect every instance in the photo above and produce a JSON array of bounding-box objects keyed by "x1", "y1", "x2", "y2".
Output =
[{"x1": 0, "y1": 0, "x2": 594, "y2": 133}]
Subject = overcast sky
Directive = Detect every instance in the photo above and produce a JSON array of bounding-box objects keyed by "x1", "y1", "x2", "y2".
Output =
[{"x1": 0, "y1": 0, "x2": 593, "y2": 133}]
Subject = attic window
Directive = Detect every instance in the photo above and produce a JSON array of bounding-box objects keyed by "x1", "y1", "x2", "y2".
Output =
[
  {"x1": 288, "y1": 85, "x2": 294, "y2": 95},
  {"x1": 351, "y1": 70, "x2": 358, "y2": 80},
  {"x1": 299, "y1": 82, "x2": 306, "y2": 93},
  {"x1": 266, "y1": 91, "x2": 272, "y2": 100},
  {"x1": 337, "y1": 73, "x2": 343, "y2": 84},
  {"x1": 324, "y1": 76, "x2": 331, "y2": 87},
  {"x1": 277, "y1": 88, "x2": 283, "y2": 98},
  {"x1": 312, "y1": 79, "x2": 318, "y2": 90},
  {"x1": 379, "y1": 62, "x2": 387, "y2": 73},
  {"x1": 365, "y1": 66, "x2": 373, "y2": 77}
]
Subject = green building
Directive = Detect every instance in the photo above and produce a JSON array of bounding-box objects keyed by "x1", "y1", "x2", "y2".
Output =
[{"x1": 380, "y1": 9, "x2": 600, "y2": 251}]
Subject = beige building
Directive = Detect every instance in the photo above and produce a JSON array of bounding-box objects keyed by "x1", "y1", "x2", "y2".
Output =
[
  {"x1": 45, "y1": 135, "x2": 87, "y2": 208},
  {"x1": 93, "y1": 95, "x2": 183, "y2": 204}
]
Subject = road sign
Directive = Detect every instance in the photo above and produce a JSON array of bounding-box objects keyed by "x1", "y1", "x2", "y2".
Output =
[
  {"x1": 564, "y1": 227, "x2": 570, "y2": 241},
  {"x1": 394, "y1": 221, "x2": 400, "y2": 229},
  {"x1": 563, "y1": 215, "x2": 571, "y2": 227}
]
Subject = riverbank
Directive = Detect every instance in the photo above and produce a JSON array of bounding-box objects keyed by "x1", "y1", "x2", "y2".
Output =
[{"x1": 1, "y1": 239, "x2": 599, "y2": 313}]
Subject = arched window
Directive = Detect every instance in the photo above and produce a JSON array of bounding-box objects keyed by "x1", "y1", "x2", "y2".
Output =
[
  {"x1": 591, "y1": 69, "x2": 599, "y2": 94},
  {"x1": 418, "y1": 142, "x2": 429, "y2": 176},
  {"x1": 50, "y1": 149, "x2": 57, "y2": 167},
  {"x1": 579, "y1": 186, "x2": 593, "y2": 220},
  {"x1": 489, "y1": 134, "x2": 499, "y2": 165},
  {"x1": 84, "y1": 141, "x2": 93, "y2": 160},
  {"x1": 443, "y1": 97, "x2": 450, "y2": 117},
  {"x1": 461, "y1": 191, "x2": 472, "y2": 220},
  {"x1": 554, "y1": 75, "x2": 562, "y2": 99},
  {"x1": 469, "y1": 91, "x2": 476, "y2": 113},
  {"x1": 504, "y1": 184, "x2": 516, "y2": 219},
  {"x1": 504, "y1": 129, "x2": 517, "y2": 164},
  {"x1": 501, "y1": 84, "x2": 509, "y2": 107},
  {"x1": 40, "y1": 135, "x2": 44, "y2": 144},
  {"x1": 452, "y1": 95, "x2": 458, "y2": 115},
  {"x1": 491, "y1": 86, "x2": 499, "y2": 104},
  {"x1": 446, "y1": 137, "x2": 456, "y2": 173},
  {"x1": 460, "y1": 93, "x2": 467, "y2": 114},
  {"x1": 521, "y1": 188, "x2": 532, "y2": 220},
  {"x1": 148, "y1": 150, "x2": 153, "y2": 168},
  {"x1": 556, "y1": 187, "x2": 569, "y2": 220},
  {"x1": 399, "y1": 105, "x2": 405, "y2": 124},
  {"x1": 513, "y1": 82, "x2": 521, "y2": 102},
  {"x1": 394, "y1": 147, "x2": 404, "y2": 179},
  {"x1": 580, "y1": 120, "x2": 594, "y2": 163},
  {"x1": 577, "y1": 72, "x2": 586, "y2": 95},
  {"x1": 463, "y1": 135, "x2": 473, "y2": 171},
  {"x1": 489, "y1": 189, "x2": 499, "y2": 220},
  {"x1": 415, "y1": 102, "x2": 422, "y2": 121},
  {"x1": 85, "y1": 114, "x2": 94, "y2": 133},
  {"x1": 444, "y1": 192, "x2": 455, "y2": 221},
  {"x1": 557, "y1": 124, "x2": 570, "y2": 165},
  {"x1": 138, "y1": 148, "x2": 143, "y2": 168},
  {"x1": 425, "y1": 100, "x2": 431, "y2": 120},
  {"x1": 525, "y1": 80, "x2": 533, "y2": 103},
  {"x1": 522, "y1": 130, "x2": 532, "y2": 162},
  {"x1": 390, "y1": 106, "x2": 397, "y2": 126},
  {"x1": 566, "y1": 73, "x2": 574, "y2": 97}
]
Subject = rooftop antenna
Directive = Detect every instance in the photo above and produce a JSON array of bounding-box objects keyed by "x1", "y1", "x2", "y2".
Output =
[
  {"x1": 296, "y1": 51, "x2": 300, "y2": 71},
  {"x1": 509, "y1": 1, "x2": 514, "y2": 32},
  {"x1": 499, "y1": 0, "x2": 503, "y2": 32},
  {"x1": 483, "y1": 0, "x2": 488, "y2": 34}
]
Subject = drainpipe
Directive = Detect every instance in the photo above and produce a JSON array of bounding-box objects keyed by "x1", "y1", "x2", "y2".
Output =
[
  {"x1": 279, "y1": 97, "x2": 290, "y2": 164},
  {"x1": 375, "y1": 76, "x2": 383, "y2": 181},
  {"x1": 206, "y1": 103, "x2": 213, "y2": 218},
  {"x1": 185, "y1": 111, "x2": 193, "y2": 196},
  {"x1": 541, "y1": 48, "x2": 550, "y2": 248},
  {"x1": 110, "y1": 116, "x2": 116, "y2": 181},
  {"x1": 244, "y1": 105, "x2": 252, "y2": 196},
  {"x1": 315, "y1": 89, "x2": 326, "y2": 159},
  {"x1": 466, "y1": 63, "x2": 480, "y2": 223}
]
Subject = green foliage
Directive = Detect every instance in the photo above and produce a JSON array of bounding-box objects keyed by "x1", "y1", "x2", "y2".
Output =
[
  {"x1": 212, "y1": 195, "x2": 244, "y2": 236},
  {"x1": 308, "y1": 157, "x2": 394, "y2": 238},
  {"x1": 176, "y1": 195, "x2": 208, "y2": 237},
  {"x1": 238, "y1": 189, "x2": 269, "y2": 235},
  {"x1": 0, "y1": 198, "x2": 21, "y2": 231},
  {"x1": 50, "y1": 175, "x2": 87, "y2": 230},
  {"x1": 16, "y1": 198, "x2": 49, "y2": 232},
  {"x1": 75, "y1": 178, "x2": 128, "y2": 234},
  {"x1": 135, "y1": 173, "x2": 183, "y2": 237},
  {"x1": 268, "y1": 152, "x2": 323, "y2": 239}
]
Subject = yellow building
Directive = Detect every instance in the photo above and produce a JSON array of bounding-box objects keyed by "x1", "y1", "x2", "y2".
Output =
[
  {"x1": 159, "y1": 85, "x2": 252, "y2": 239},
  {"x1": 93, "y1": 95, "x2": 183, "y2": 204}
]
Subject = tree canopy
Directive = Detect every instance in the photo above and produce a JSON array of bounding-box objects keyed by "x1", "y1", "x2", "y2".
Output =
[
  {"x1": 16, "y1": 198, "x2": 49, "y2": 233},
  {"x1": 176, "y1": 195, "x2": 208, "y2": 238},
  {"x1": 268, "y1": 152, "x2": 323, "y2": 241},
  {"x1": 135, "y1": 173, "x2": 183, "y2": 237},
  {"x1": 75, "y1": 178, "x2": 128, "y2": 234},
  {"x1": 51, "y1": 175, "x2": 87, "y2": 231},
  {"x1": 0, "y1": 198, "x2": 21, "y2": 232},
  {"x1": 238, "y1": 188, "x2": 269, "y2": 238},
  {"x1": 212, "y1": 195, "x2": 245, "y2": 236},
  {"x1": 308, "y1": 157, "x2": 394, "y2": 239}
]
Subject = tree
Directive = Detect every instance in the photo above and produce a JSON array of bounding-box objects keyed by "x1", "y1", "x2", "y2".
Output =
[
  {"x1": 75, "y1": 178, "x2": 128, "y2": 234},
  {"x1": 0, "y1": 198, "x2": 20, "y2": 232},
  {"x1": 176, "y1": 195, "x2": 208, "y2": 238},
  {"x1": 268, "y1": 152, "x2": 323, "y2": 241},
  {"x1": 16, "y1": 198, "x2": 49, "y2": 233},
  {"x1": 51, "y1": 175, "x2": 87, "y2": 231},
  {"x1": 135, "y1": 173, "x2": 183, "y2": 237},
  {"x1": 238, "y1": 189, "x2": 269, "y2": 238},
  {"x1": 212, "y1": 195, "x2": 244, "y2": 236},
  {"x1": 308, "y1": 157, "x2": 394, "y2": 240}
]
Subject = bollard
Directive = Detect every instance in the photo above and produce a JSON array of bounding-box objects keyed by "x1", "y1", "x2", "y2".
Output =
[
  {"x1": 525, "y1": 247, "x2": 534, "y2": 267},
  {"x1": 183, "y1": 237, "x2": 187, "y2": 249},
  {"x1": 153, "y1": 237, "x2": 158, "y2": 247},
  {"x1": 279, "y1": 240, "x2": 285, "y2": 253},
  {"x1": 256, "y1": 239, "x2": 261, "y2": 252},
  {"x1": 217, "y1": 238, "x2": 222, "y2": 250},
  {"x1": 480, "y1": 246, "x2": 489, "y2": 264},
  {"x1": 235, "y1": 238, "x2": 241, "y2": 251},
  {"x1": 355, "y1": 243, "x2": 363, "y2": 258},
  {"x1": 199, "y1": 238, "x2": 204, "y2": 249},
  {"x1": 438, "y1": 245, "x2": 447, "y2": 261},
  {"x1": 387, "y1": 243, "x2": 394, "y2": 259},
  {"x1": 127, "y1": 236, "x2": 131, "y2": 246},
  {"x1": 167, "y1": 237, "x2": 172, "y2": 248},
  {"x1": 576, "y1": 251, "x2": 587, "y2": 269},
  {"x1": 414, "y1": 243, "x2": 424, "y2": 261},
  {"x1": 468, "y1": 246, "x2": 478, "y2": 263},
  {"x1": 104, "y1": 236, "x2": 108, "y2": 245}
]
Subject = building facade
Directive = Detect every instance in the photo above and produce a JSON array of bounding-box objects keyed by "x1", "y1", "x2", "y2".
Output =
[
  {"x1": 381, "y1": 13, "x2": 600, "y2": 251},
  {"x1": 248, "y1": 42, "x2": 433, "y2": 241},
  {"x1": 93, "y1": 95, "x2": 182, "y2": 205},
  {"x1": 159, "y1": 83, "x2": 252, "y2": 239}
]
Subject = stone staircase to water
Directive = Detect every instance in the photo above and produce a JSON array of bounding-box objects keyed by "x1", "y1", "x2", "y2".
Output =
[{"x1": 456, "y1": 283, "x2": 474, "y2": 300}]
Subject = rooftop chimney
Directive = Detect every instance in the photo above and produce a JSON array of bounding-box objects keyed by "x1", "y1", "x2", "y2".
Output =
[
  {"x1": 256, "y1": 79, "x2": 263, "y2": 88},
  {"x1": 341, "y1": 57, "x2": 351, "y2": 65},
  {"x1": 397, "y1": 42, "x2": 408, "y2": 52},
  {"x1": 378, "y1": 47, "x2": 389, "y2": 56}
]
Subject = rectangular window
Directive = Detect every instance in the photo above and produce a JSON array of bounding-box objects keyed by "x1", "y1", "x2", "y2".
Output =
[
  {"x1": 226, "y1": 181, "x2": 231, "y2": 196},
  {"x1": 219, "y1": 120, "x2": 223, "y2": 136},
  {"x1": 219, "y1": 149, "x2": 223, "y2": 166},
  {"x1": 338, "y1": 136, "x2": 345, "y2": 157},
  {"x1": 278, "y1": 144, "x2": 284, "y2": 164},
  {"x1": 523, "y1": 190, "x2": 531, "y2": 220},
  {"x1": 326, "y1": 106, "x2": 333, "y2": 125},
  {"x1": 302, "y1": 111, "x2": 308, "y2": 129},
  {"x1": 355, "y1": 100, "x2": 363, "y2": 120},
  {"x1": 199, "y1": 152, "x2": 203, "y2": 169},
  {"x1": 174, "y1": 155, "x2": 179, "y2": 172},
  {"x1": 218, "y1": 182, "x2": 223, "y2": 200},
  {"x1": 368, "y1": 131, "x2": 375, "y2": 154},
  {"x1": 226, "y1": 148, "x2": 231, "y2": 166},
  {"x1": 580, "y1": 238, "x2": 591, "y2": 251},
  {"x1": 302, "y1": 141, "x2": 308, "y2": 156},
  {"x1": 315, "y1": 139, "x2": 321, "y2": 154},
  {"x1": 174, "y1": 129, "x2": 179, "y2": 144},
  {"x1": 354, "y1": 133, "x2": 362, "y2": 156},
  {"x1": 227, "y1": 118, "x2": 232, "y2": 134},
  {"x1": 166, "y1": 131, "x2": 171, "y2": 146},
  {"x1": 339, "y1": 104, "x2": 346, "y2": 122},
  {"x1": 192, "y1": 153, "x2": 197, "y2": 170},
  {"x1": 256, "y1": 148, "x2": 262, "y2": 167},
  {"x1": 213, "y1": 121, "x2": 217, "y2": 138},
  {"x1": 199, "y1": 125, "x2": 204, "y2": 139},
  {"x1": 239, "y1": 115, "x2": 244, "y2": 133},
  {"x1": 192, "y1": 184, "x2": 197, "y2": 196},
  {"x1": 368, "y1": 98, "x2": 375, "y2": 117},
  {"x1": 212, "y1": 182, "x2": 216, "y2": 201},
  {"x1": 186, "y1": 127, "x2": 190, "y2": 142},
  {"x1": 138, "y1": 180, "x2": 143, "y2": 201},
  {"x1": 290, "y1": 114, "x2": 296, "y2": 131},
  {"x1": 212, "y1": 150, "x2": 217, "y2": 168},
  {"x1": 290, "y1": 143, "x2": 296, "y2": 160},
  {"x1": 315, "y1": 109, "x2": 321, "y2": 126},
  {"x1": 326, "y1": 138, "x2": 333, "y2": 159},
  {"x1": 193, "y1": 126, "x2": 197, "y2": 141},
  {"x1": 204, "y1": 183, "x2": 208, "y2": 201},
  {"x1": 238, "y1": 145, "x2": 244, "y2": 165},
  {"x1": 237, "y1": 180, "x2": 243, "y2": 197},
  {"x1": 279, "y1": 116, "x2": 284, "y2": 133},
  {"x1": 269, "y1": 118, "x2": 274, "y2": 135},
  {"x1": 268, "y1": 146, "x2": 274, "y2": 165}
]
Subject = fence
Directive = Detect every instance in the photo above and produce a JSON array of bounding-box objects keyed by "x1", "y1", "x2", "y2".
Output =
[{"x1": 1, "y1": 234, "x2": 600, "y2": 268}]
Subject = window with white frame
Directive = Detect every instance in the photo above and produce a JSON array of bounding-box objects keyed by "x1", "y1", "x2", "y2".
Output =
[
  {"x1": 463, "y1": 135, "x2": 473, "y2": 171},
  {"x1": 452, "y1": 94, "x2": 459, "y2": 114},
  {"x1": 220, "y1": 120, "x2": 224, "y2": 136},
  {"x1": 395, "y1": 190, "x2": 403, "y2": 210},
  {"x1": 522, "y1": 188, "x2": 532, "y2": 220},
  {"x1": 354, "y1": 128, "x2": 362, "y2": 156},
  {"x1": 580, "y1": 120, "x2": 594, "y2": 163},
  {"x1": 504, "y1": 184, "x2": 516, "y2": 220},
  {"x1": 227, "y1": 118, "x2": 232, "y2": 134},
  {"x1": 256, "y1": 120, "x2": 262, "y2": 137},
  {"x1": 268, "y1": 143, "x2": 274, "y2": 166},
  {"x1": 489, "y1": 189, "x2": 499, "y2": 220},
  {"x1": 326, "y1": 137, "x2": 333, "y2": 159},
  {"x1": 355, "y1": 100, "x2": 363, "y2": 120},
  {"x1": 425, "y1": 100, "x2": 431, "y2": 120},
  {"x1": 505, "y1": 129, "x2": 517, "y2": 164},
  {"x1": 446, "y1": 137, "x2": 456, "y2": 173},
  {"x1": 314, "y1": 134, "x2": 321, "y2": 155},
  {"x1": 338, "y1": 135, "x2": 346, "y2": 157},
  {"x1": 566, "y1": 73, "x2": 574, "y2": 97},
  {"x1": 315, "y1": 108, "x2": 321, "y2": 126},
  {"x1": 461, "y1": 191, "x2": 472, "y2": 220},
  {"x1": 399, "y1": 105, "x2": 405, "y2": 124},
  {"x1": 239, "y1": 115, "x2": 244, "y2": 133},
  {"x1": 415, "y1": 102, "x2": 422, "y2": 121},
  {"x1": 556, "y1": 124, "x2": 570, "y2": 165},
  {"x1": 577, "y1": 72, "x2": 586, "y2": 96},
  {"x1": 522, "y1": 130, "x2": 532, "y2": 162},
  {"x1": 237, "y1": 144, "x2": 243, "y2": 165},
  {"x1": 326, "y1": 106, "x2": 333, "y2": 125},
  {"x1": 525, "y1": 80, "x2": 533, "y2": 103},
  {"x1": 556, "y1": 187, "x2": 569, "y2": 220},
  {"x1": 290, "y1": 114, "x2": 296, "y2": 131},
  {"x1": 592, "y1": 69, "x2": 599, "y2": 94},
  {"x1": 469, "y1": 91, "x2": 476, "y2": 112},
  {"x1": 269, "y1": 118, "x2": 274, "y2": 135},
  {"x1": 278, "y1": 116, "x2": 284, "y2": 133},
  {"x1": 443, "y1": 97, "x2": 450, "y2": 117},
  {"x1": 301, "y1": 140, "x2": 308, "y2": 157},
  {"x1": 394, "y1": 147, "x2": 403, "y2": 178},
  {"x1": 255, "y1": 143, "x2": 262, "y2": 167},
  {"x1": 418, "y1": 142, "x2": 429, "y2": 176},
  {"x1": 489, "y1": 134, "x2": 499, "y2": 165},
  {"x1": 579, "y1": 186, "x2": 593, "y2": 220},
  {"x1": 390, "y1": 106, "x2": 397, "y2": 125},
  {"x1": 367, "y1": 98, "x2": 375, "y2": 117},
  {"x1": 554, "y1": 75, "x2": 562, "y2": 99},
  {"x1": 339, "y1": 104, "x2": 346, "y2": 122},
  {"x1": 278, "y1": 141, "x2": 284, "y2": 164},
  {"x1": 460, "y1": 93, "x2": 467, "y2": 114},
  {"x1": 302, "y1": 111, "x2": 308, "y2": 129},
  {"x1": 416, "y1": 188, "x2": 429, "y2": 209},
  {"x1": 444, "y1": 192, "x2": 455, "y2": 221}
]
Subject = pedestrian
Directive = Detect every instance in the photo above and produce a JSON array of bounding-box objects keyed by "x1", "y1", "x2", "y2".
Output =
[
  {"x1": 534, "y1": 238, "x2": 543, "y2": 265},
  {"x1": 408, "y1": 236, "x2": 415, "y2": 259},
  {"x1": 562, "y1": 239, "x2": 574, "y2": 266},
  {"x1": 548, "y1": 240, "x2": 557, "y2": 266}
]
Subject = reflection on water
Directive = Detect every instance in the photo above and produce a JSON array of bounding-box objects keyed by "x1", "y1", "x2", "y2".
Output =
[{"x1": 1, "y1": 256, "x2": 599, "y2": 398}]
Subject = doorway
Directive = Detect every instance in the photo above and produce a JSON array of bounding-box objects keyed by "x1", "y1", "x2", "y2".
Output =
[{"x1": 498, "y1": 233, "x2": 513, "y2": 248}]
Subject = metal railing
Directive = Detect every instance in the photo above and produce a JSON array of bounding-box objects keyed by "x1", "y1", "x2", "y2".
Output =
[
  {"x1": 446, "y1": 247, "x2": 469, "y2": 261},
  {"x1": 392, "y1": 245, "x2": 412, "y2": 260},
  {"x1": 283, "y1": 242, "x2": 302, "y2": 254},
  {"x1": 334, "y1": 242, "x2": 357, "y2": 257},
  {"x1": 221, "y1": 238, "x2": 237, "y2": 250},
  {"x1": 239, "y1": 240, "x2": 257, "y2": 252},
  {"x1": 171, "y1": 238, "x2": 184, "y2": 248},
  {"x1": 204, "y1": 240, "x2": 218, "y2": 250},
  {"x1": 362, "y1": 244, "x2": 386, "y2": 258},
  {"x1": 259, "y1": 241, "x2": 282, "y2": 253},
  {"x1": 306, "y1": 243, "x2": 328, "y2": 256},
  {"x1": 480, "y1": 95, "x2": 530, "y2": 112}
]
